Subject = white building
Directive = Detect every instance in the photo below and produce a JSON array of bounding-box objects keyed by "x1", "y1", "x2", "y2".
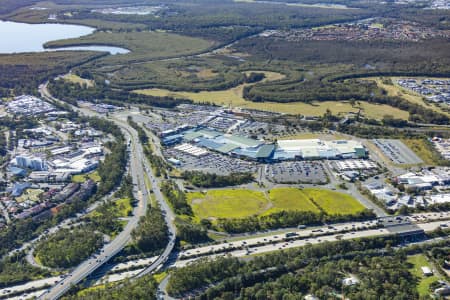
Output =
[{"x1": 15, "y1": 155, "x2": 47, "y2": 171}]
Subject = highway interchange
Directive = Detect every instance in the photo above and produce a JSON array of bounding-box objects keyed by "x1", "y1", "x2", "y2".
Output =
[
  {"x1": 2, "y1": 211, "x2": 450, "y2": 299},
  {"x1": 37, "y1": 82, "x2": 176, "y2": 300}
]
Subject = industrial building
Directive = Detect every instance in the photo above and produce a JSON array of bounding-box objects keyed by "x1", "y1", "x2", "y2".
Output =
[{"x1": 395, "y1": 169, "x2": 450, "y2": 191}]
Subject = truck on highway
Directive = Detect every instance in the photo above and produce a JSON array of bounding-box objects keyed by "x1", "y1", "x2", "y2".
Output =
[{"x1": 285, "y1": 232, "x2": 298, "y2": 238}]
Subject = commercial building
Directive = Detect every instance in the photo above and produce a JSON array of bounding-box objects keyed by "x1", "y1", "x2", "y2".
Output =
[
  {"x1": 335, "y1": 159, "x2": 378, "y2": 171},
  {"x1": 274, "y1": 139, "x2": 367, "y2": 161},
  {"x1": 14, "y1": 155, "x2": 47, "y2": 171},
  {"x1": 165, "y1": 127, "x2": 367, "y2": 163},
  {"x1": 7, "y1": 95, "x2": 55, "y2": 115},
  {"x1": 395, "y1": 169, "x2": 450, "y2": 191}
]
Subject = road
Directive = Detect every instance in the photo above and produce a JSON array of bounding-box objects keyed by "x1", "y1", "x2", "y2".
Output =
[
  {"x1": 4, "y1": 212, "x2": 450, "y2": 299},
  {"x1": 173, "y1": 218, "x2": 450, "y2": 269},
  {"x1": 112, "y1": 114, "x2": 177, "y2": 278},
  {"x1": 0, "y1": 200, "x2": 10, "y2": 224},
  {"x1": 38, "y1": 82, "x2": 175, "y2": 299},
  {"x1": 6, "y1": 193, "x2": 115, "y2": 263}
]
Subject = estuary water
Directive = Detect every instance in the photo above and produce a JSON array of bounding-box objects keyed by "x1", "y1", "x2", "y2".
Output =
[{"x1": 0, "y1": 21, "x2": 129, "y2": 54}]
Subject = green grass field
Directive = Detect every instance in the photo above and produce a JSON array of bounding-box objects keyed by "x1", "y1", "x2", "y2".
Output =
[
  {"x1": 135, "y1": 79, "x2": 409, "y2": 119},
  {"x1": 369, "y1": 77, "x2": 450, "y2": 118},
  {"x1": 187, "y1": 188, "x2": 364, "y2": 221},
  {"x1": 407, "y1": 254, "x2": 440, "y2": 297},
  {"x1": 264, "y1": 188, "x2": 320, "y2": 215},
  {"x1": 72, "y1": 171, "x2": 101, "y2": 183},
  {"x1": 303, "y1": 189, "x2": 365, "y2": 215},
  {"x1": 115, "y1": 198, "x2": 133, "y2": 217},
  {"x1": 187, "y1": 190, "x2": 270, "y2": 220},
  {"x1": 63, "y1": 73, "x2": 94, "y2": 87}
]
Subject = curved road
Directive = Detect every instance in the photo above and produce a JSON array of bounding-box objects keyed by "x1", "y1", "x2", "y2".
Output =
[{"x1": 38, "y1": 83, "x2": 176, "y2": 300}]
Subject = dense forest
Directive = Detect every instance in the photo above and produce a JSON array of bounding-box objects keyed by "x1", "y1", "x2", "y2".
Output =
[
  {"x1": 160, "y1": 180, "x2": 192, "y2": 216},
  {"x1": 182, "y1": 171, "x2": 254, "y2": 188},
  {"x1": 64, "y1": 275, "x2": 158, "y2": 300},
  {"x1": 48, "y1": 79, "x2": 190, "y2": 108},
  {"x1": 34, "y1": 228, "x2": 103, "y2": 269},
  {"x1": 0, "y1": 52, "x2": 104, "y2": 94},
  {"x1": 58, "y1": 0, "x2": 372, "y2": 42},
  {"x1": 0, "y1": 253, "x2": 50, "y2": 288},
  {"x1": 131, "y1": 206, "x2": 169, "y2": 253}
]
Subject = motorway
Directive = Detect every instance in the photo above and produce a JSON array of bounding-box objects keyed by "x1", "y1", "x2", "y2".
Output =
[
  {"x1": 38, "y1": 83, "x2": 176, "y2": 299},
  {"x1": 175, "y1": 219, "x2": 450, "y2": 267},
  {"x1": 3, "y1": 212, "x2": 450, "y2": 299},
  {"x1": 175, "y1": 211, "x2": 450, "y2": 262}
]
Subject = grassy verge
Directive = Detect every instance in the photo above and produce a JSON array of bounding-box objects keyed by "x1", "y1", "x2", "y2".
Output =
[
  {"x1": 401, "y1": 138, "x2": 450, "y2": 167},
  {"x1": 115, "y1": 198, "x2": 133, "y2": 217}
]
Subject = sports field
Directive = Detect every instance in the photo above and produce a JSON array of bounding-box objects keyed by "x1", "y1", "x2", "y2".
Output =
[{"x1": 187, "y1": 188, "x2": 365, "y2": 220}]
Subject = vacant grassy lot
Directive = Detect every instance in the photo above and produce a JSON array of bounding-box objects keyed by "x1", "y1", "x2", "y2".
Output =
[
  {"x1": 135, "y1": 83, "x2": 409, "y2": 119},
  {"x1": 16, "y1": 189, "x2": 43, "y2": 203},
  {"x1": 63, "y1": 73, "x2": 94, "y2": 87},
  {"x1": 367, "y1": 77, "x2": 450, "y2": 118},
  {"x1": 72, "y1": 171, "x2": 101, "y2": 183},
  {"x1": 407, "y1": 254, "x2": 440, "y2": 297},
  {"x1": 46, "y1": 31, "x2": 214, "y2": 65},
  {"x1": 188, "y1": 190, "x2": 269, "y2": 220},
  {"x1": 303, "y1": 189, "x2": 365, "y2": 215},
  {"x1": 401, "y1": 139, "x2": 437, "y2": 166},
  {"x1": 187, "y1": 188, "x2": 363, "y2": 220},
  {"x1": 265, "y1": 188, "x2": 320, "y2": 215}
]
